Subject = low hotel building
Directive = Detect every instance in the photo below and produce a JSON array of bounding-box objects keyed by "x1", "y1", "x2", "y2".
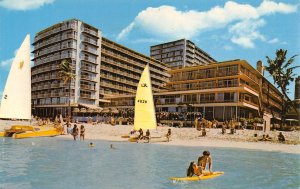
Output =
[{"x1": 106, "y1": 59, "x2": 283, "y2": 131}]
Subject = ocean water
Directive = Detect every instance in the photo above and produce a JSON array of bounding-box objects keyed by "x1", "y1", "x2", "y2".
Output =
[{"x1": 0, "y1": 137, "x2": 299, "y2": 189}]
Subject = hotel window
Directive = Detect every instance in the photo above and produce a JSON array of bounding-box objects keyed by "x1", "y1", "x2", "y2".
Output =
[{"x1": 224, "y1": 92, "x2": 235, "y2": 102}]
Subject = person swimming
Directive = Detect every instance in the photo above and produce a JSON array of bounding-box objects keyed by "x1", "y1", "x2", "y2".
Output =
[
  {"x1": 89, "y1": 142, "x2": 94, "y2": 147},
  {"x1": 110, "y1": 144, "x2": 116, "y2": 149}
]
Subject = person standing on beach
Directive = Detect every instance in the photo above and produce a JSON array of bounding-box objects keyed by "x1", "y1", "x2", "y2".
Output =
[
  {"x1": 72, "y1": 124, "x2": 79, "y2": 140},
  {"x1": 80, "y1": 125, "x2": 85, "y2": 141},
  {"x1": 197, "y1": 150, "x2": 213, "y2": 174}
]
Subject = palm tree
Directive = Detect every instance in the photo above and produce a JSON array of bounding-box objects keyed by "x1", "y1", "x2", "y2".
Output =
[
  {"x1": 265, "y1": 49, "x2": 299, "y2": 127},
  {"x1": 58, "y1": 59, "x2": 75, "y2": 120}
]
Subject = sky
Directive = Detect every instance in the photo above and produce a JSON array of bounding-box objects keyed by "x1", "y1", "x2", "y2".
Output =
[{"x1": 0, "y1": 0, "x2": 299, "y2": 99}]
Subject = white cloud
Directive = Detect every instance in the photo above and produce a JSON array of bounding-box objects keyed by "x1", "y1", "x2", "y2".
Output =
[
  {"x1": 224, "y1": 45, "x2": 233, "y2": 51},
  {"x1": 268, "y1": 38, "x2": 279, "y2": 44},
  {"x1": 0, "y1": 0, "x2": 54, "y2": 10},
  {"x1": 0, "y1": 47, "x2": 34, "y2": 68},
  {"x1": 117, "y1": 1, "x2": 297, "y2": 47},
  {"x1": 229, "y1": 19, "x2": 266, "y2": 48},
  {"x1": 116, "y1": 22, "x2": 135, "y2": 41},
  {"x1": 0, "y1": 57, "x2": 14, "y2": 67}
]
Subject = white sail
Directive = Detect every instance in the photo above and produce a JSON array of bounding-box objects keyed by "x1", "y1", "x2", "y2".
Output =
[{"x1": 0, "y1": 35, "x2": 31, "y2": 119}]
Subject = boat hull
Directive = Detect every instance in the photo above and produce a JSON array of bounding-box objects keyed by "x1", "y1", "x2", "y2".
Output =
[{"x1": 0, "y1": 125, "x2": 62, "y2": 139}]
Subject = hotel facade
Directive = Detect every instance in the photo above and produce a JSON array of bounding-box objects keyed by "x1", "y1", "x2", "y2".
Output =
[
  {"x1": 106, "y1": 60, "x2": 283, "y2": 131},
  {"x1": 31, "y1": 19, "x2": 170, "y2": 117},
  {"x1": 150, "y1": 39, "x2": 216, "y2": 68},
  {"x1": 31, "y1": 19, "x2": 284, "y2": 131}
]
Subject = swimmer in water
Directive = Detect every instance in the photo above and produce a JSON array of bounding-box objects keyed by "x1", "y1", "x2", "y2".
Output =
[
  {"x1": 89, "y1": 142, "x2": 94, "y2": 147},
  {"x1": 110, "y1": 144, "x2": 116, "y2": 149}
]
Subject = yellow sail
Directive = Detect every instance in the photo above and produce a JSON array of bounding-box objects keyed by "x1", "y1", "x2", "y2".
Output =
[{"x1": 133, "y1": 64, "x2": 157, "y2": 130}]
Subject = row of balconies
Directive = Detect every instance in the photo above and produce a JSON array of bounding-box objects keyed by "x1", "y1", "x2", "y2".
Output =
[
  {"x1": 102, "y1": 41, "x2": 168, "y2": 71},
  {"x1": 240, "y1": 67, "x2": 259, "y2": 83},
  {"x1": 169, "y1": 82, "x2": 241, "y2": 91},
  {"x1": 262, "y1": 95, "x2": 282, "y2": 110},
  {"x1": 82, "y1": 46, "x2": 98, "y2": 55},
  {"x1": 34, "y1": 24, "x2": 76, "y2": 42},
  {"x1": 32, "y1": 65, "x2": 58, "y2": 75},
  {"x1": 83, "y1": 28, "x2": 98, "y2": 36},
  {"x1": 171, "y1": 69, "x2": 238, "y2": 82},
  {"x1": 35, "y1": 34, "x2": 77, "y2": 50},
  {"x1": 262, "y1": 83, "x2": 282, "y2": 102},
  {"x1": 80, "y1": 84, "x2": 96, "y2": 91},
  {"x1": 101, "y1": 51, "x2": 168, "y2": 80},
  {"x1": 80, "y1": 93, "x2": 96, "y2": 99},
  {"x1": 32, "y1": 92, "x2": 71, "y2": 99},
  {"x1": 100, "y1": 82, "x2": 135, "y2": 93},
  {"x1": 82, "y1": 37, "x2": 97, "y2": 46},
  {"x1": 35, "y1": 53, "x2": 76, "y2": 65},
  {"x1": 81, "y1": 65, "x2": 97, "y2": 73},
  {"x1": 100, "y1": 59, "x2": 166, "y2": 85},
  {"x1": 81, "y1": 75, "x2": 97, "y2": 82},
  {"x1": 34, "y1": 42, "x2": 76, "y2": 59},
  {"x1": 100, "y1": 74, "x2": 137, "y2": 87},
  {"x1": 32, "y1": 75, "x2": 58, "y2": 83},
  {"x1": 82, "y1": 56, "x2": 97, "y2": 64},
  {"x1": 32, "y1": 83, "x2": 75, "y2": 91}
]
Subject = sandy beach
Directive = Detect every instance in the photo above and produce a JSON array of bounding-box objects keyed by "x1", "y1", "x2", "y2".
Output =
[{"x1": 1, "y1": 120, "x2": 299, "y2": 154}]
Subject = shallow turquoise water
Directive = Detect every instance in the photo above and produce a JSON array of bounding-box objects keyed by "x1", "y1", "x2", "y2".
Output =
[{"x1": 0, "y1": 137, "x2": 299, "y2": 189}]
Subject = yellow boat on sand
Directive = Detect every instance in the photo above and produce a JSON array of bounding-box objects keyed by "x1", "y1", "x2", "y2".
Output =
[{"x1": 0, "y1": 125, "x2": 62, "y2": 139}]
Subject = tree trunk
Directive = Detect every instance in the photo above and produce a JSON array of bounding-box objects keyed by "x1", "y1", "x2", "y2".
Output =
[{"x1": 68, "y1": 80, "x2": 71, "y2": 121}]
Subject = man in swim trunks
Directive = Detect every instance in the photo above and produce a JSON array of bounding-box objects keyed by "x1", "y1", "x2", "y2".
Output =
[{"x1": 197, "y1": 150, "x2": 213, "y2": 175}]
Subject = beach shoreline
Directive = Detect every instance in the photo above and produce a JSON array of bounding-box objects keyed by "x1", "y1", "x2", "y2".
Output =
[
  {"x1": 56, "y1": 124, "x2": 300, "y2": 154},
  {"x1": 1, "y1": 120, "x2": 299, "y2": 154}
]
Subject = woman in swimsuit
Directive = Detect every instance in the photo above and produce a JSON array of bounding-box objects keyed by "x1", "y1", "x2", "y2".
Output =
[{"x1": 80, "y1": 125, "x2": 85, "y2": 141}]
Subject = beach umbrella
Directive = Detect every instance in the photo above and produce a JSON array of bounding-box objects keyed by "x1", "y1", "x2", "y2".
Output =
[{"x1": 111, "y1": 108, "x2": 119, "y2": 114}]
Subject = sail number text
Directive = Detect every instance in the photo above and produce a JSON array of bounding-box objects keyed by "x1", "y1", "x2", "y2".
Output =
[{"x1": 137, "y1": 100, "x2": 147, "y2": 103}]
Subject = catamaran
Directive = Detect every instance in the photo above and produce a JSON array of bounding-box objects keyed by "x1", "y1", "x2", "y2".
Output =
[
  {"x1": 0, "y1": 35, "x2": 62, "y2": 139},
  {"x1": 127, "y1": 64, "x2": 167, "y2": 142}
]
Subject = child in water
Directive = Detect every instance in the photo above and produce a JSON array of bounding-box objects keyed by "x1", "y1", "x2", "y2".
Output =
[{"x1": 89, "y1": 142, "x2": 94, "y2": 147}]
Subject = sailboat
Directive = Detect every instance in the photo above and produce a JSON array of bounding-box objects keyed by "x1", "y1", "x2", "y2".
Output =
[
  {"x1": 0, "y1": 35, "x2": 62, "y2": 139},
  {"x1": 0, "y1": 35, "x2": 31, "y2": 119},
  {"x1": 133, "y1": 64, "x2": 157, "y2": 131},
  {"x1": 127, "y1": 64, "x2": 167, "y2": 142}
]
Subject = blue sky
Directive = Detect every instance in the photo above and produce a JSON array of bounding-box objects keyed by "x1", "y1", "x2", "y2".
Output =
[{"x1": 0, "y1": 0, "x2": 299, "y2": 99}]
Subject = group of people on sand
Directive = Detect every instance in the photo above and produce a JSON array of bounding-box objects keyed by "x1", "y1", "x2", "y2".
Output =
[
  {"x1": 187, "y1": 150, "x2": 213, "y2": 178},
  {"x1": 66, "y1": 123, "x2": 85, "y2": 141},
  {"x1": 134, "y1": 128, "x2": 172, "y2": 143}
]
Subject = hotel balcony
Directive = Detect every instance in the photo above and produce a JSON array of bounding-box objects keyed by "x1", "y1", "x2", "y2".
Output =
[
  {"x1": 80, "y1": 84, "x2": 96, "y2": 91},
  {"x1": 82, "y1": 46, "x2": 98, "y2": 56},
  {"x1": 82, "y1": 28, "x2": 98, "y2": 37},
  {"x1": 35, "y1": 53, "x2": 76, "y2": 66},
  {"x1": 82, "y1": 38, "x2": 97, "y2": 46},
  {"x1": 101, "y1": 47, "x2": 168, "y2": 74},
  {"x1": 33, "y1": 43, "x2": 77, "y2": 59},
  {"x1": 81, "y1": 75, "x2": 97, "y2": 82},
  {"x1": 82, "y1": 56, "x2": 97, "y2": 64},
  {"x1": 34, "y1": 24, "x2": 76, "y2": 43},
  {"x1": 81, "y1": 65, "x2": 97, "y2": 73},
  {"x1": 34, "y1": 34, "x2": 76, "y2": 51},
  {"x1": 80, "y1": 94, "x2": 96, "y2": 99}
]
